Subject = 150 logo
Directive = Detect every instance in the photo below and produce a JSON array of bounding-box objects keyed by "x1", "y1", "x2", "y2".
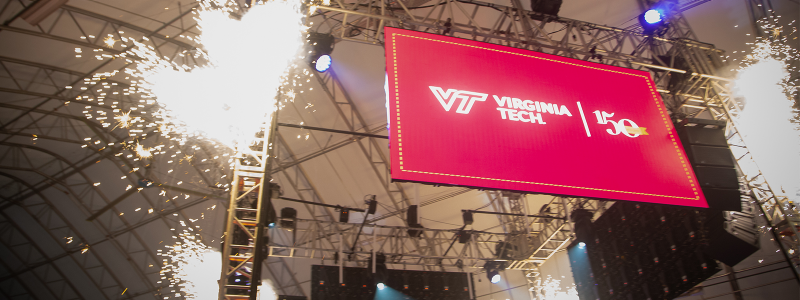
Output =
[
  {"x1": 429, "y1": 86, "x2": 488, "y2": 114},
  {"x1": 592, "y1": 110, "x2": 648, "y2": 138}
]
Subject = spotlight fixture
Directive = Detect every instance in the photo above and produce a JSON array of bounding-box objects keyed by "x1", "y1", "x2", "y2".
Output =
[
  {"x1": 484, "y1": 261, "x2": 506, "y2": 284},
  {"x1": 370, "y1": 253, "x2": 388, "y2": 288},
  {"x1": 637, "y1": 1, "x2": 676, "y2": 36},
  {"x1": 579, "y1": 242, "x2": 586, "y2": 249},
  {"x1": 377, "y1": 283, "x2": 385, "y2": 290},
  {"x1": 643, "y1": 9, "x2": 663, "y2": 24},
  {"x1": 491, "y1": 273, "x2": 501, "y2": 284},
  {"x1": 638, "y1": 8, "x2": 667, "y2": 35},
  {"x1": 314, "y1": 54, "x2": 332, "y2": 72},
  {"x1": 307, "y1": 32, "x2": 334, "y2": 72}
]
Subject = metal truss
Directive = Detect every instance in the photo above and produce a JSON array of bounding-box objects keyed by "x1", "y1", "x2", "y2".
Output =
[
  {"x1": 0, "y1": 0, "x2": 796, "y2": 299},
  {"x1": 305, "y1": 0, "x2": 800, "y2": 294},
  {"x1": 267, "y1": 218, "x2": 511, "y2": 269},
  {"x1": 218, "y1": 116, "x2": 278, "y2": 300}
]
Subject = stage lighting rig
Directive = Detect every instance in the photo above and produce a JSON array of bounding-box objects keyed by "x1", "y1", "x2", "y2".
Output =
[{"x1": 307, "y1": 32, "x2": 334, "y2": 72}]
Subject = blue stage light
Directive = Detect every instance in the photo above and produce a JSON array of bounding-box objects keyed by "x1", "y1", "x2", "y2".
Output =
[
  {"x1": 643, "y1": 9, "x2": 663, "y2": 24},
  {"x1": 315, "y1": 54, "x2": 332, "y2": 72},
  {"x1": 579, "y1": 242, "x2": 586, "y2": 248},
  {"x1": 377, "y1": 283, "x2": 385, "y2": 290}
]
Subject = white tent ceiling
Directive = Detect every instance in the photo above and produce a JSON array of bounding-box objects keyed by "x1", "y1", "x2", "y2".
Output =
[{"x1": 0, "y1": 0, "x2": 798, "y2": 299}]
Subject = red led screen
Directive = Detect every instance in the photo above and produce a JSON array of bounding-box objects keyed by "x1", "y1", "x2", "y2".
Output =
[{"x1": 385, "y1": 27, "x2": 707, "y2": 207}]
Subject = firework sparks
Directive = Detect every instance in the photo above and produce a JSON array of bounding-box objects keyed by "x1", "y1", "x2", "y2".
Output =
[
  {"x1": 134, "y1": 0, "x2": 306, "y2": 149},
  {"x1": 536, "y1": 275, "x2": 578, "y2": 300},
  {"x1": 135, "y1": 143, "x2": 153, "y2": 159},
  {"x1": 114, "y1": 110, "x2": 132, "y2": 129},
  {"x1": 104, "y1": 36, "x2": 116, "y2": 48},
  {"x1": 733, "y1": 15, "x2": 799, "y2": 205},
  {"x1": 160, "y1": 233, "x2": 219, "y2": 300}
]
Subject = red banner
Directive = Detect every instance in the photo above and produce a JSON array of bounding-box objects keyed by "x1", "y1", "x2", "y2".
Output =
[{"x1": 386, "y1": 27, "x2": 707, "y2": 207}]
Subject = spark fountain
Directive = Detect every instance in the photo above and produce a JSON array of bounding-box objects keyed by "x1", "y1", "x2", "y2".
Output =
[
  {"x1": 134, "y1": 0, "x2": 306, "y2": 148},
  {"x1": 81, "y1": 0, "x2": 309, "y2": 298},
  {"x1": 733, "y1": 16, "x2": 799, "y2": 205}
]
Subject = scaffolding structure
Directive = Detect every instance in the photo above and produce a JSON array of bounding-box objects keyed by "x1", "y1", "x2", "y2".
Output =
[
  {"x1": 302, "y1": 0, "x2": 800, "y2": 296},
  {"x1": 0, "y1": 0, "x2": 797, "y2": 299}
]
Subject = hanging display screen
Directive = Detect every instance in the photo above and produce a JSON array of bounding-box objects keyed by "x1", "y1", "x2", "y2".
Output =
[{"x1": 385, "y1": 27, "x2": 707, "y2": 207}]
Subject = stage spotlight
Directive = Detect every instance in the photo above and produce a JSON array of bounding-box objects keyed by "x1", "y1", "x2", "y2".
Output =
[
  {"x1": 490, "y1": 273, "x2": 501, "y2": 284},
  {"x1": 377, "y1": 283, "x2": 385, "y2": 290},
  {"x1": 637, "y1": 2, "x2": 675, "y2": 36},
  {"x1": 484, "y1": 261, "x2": 505, "y2": 284},
  {"x1": 579, "y1": 242, "x2": 586, "y2": 248},
  {"x1": 314, "y1": 54, "x2": 332, "y2": 72},
  {"x1": 643, "y1": 9, "x2": 663, "y2": 24},
  {"x1": 307, "y1": 32, "x2": 334, "y2": 72}
]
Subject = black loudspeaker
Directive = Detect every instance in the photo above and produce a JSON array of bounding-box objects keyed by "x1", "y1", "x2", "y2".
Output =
[
  {"x1": 339, "y1": 208, "x2": 349, "y2": 223},
  {"x1": 407, "y1": 205, "x2": 419, "y2": 226},
  {"x1": 407, "y1": 205, "x2": 423, "y2": 237},
  {"x1": 703, "y1": 195, "x2": 760, "y2": 266},
  {"x1": 462, "y1": 211, "x2": 473, "y2": 225},
  {"x1": 686, "y1": 145, "x2": 736, "y2": 167},
  {"x1": 457, "y1": 230, "x2": 471, "y2": 244},
  {"x1": 367, "y1": 199, "x2": 377, "y2": 215},
  {"x1": 530, "y1": 0, "x2": 563, "y2": 16},
  {"x1": 280, "y1": 207, "x2": 297, "y2": 228},
  {"x1": 702, "y1": 188, "x2": 744, "y2": 212},
  {"x1": 694, "y1": 166, "x2": 739, "y2": 189},
  {"x1": 678, "y1": 119, "x2": 742, "y2": 211},
  {"x1": 678, "y1": 121, "x2": 728, "y2": 146}
]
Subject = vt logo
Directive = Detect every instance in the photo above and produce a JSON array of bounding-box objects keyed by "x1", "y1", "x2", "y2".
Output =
[{"x1": 429, "y1": 86, "x2": 488, "y2": 114}]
